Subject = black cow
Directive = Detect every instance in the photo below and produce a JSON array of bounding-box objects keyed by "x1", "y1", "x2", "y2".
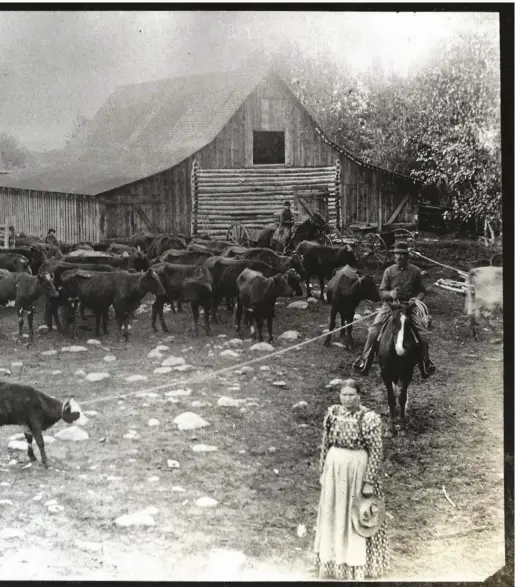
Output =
[
  {"x1": 235, "y1": 268, "x2": 295, "y2": 342},
  {"x1": 190, "y1": 238, "x2": 233, "y2": 254},
  {"x1": 61, "y1": 268, "x2": 165, "y2": 338},
  {"x1": 148, "y1": 234, "x2": 188, "y2": 258},
  {"x1": 2, "y1": 245, "x2": 48, "y2": 274},
  {"x1": 239, "y1": 248, "x2": 306, "y2": 281},
  {"x1": 0, "y1": 252, "x2": 31, "y2": 274},
  {"x1": 159, "y1": 249, "x2": 213, "y2": 266},
  {"x1": 39, "y1": 259, "x2": 117, "y2": 332},
  {"x1": 204, "y1": 257, "x2": 302, "y2": 321},
  {"x1": 65, "y1": 251, "x2": 149, "y2": 272},
  {"x1": 323, "y1": 266, "x2": 380, "y2": 348},
  {"x1": 14, "y1": 272, "x2": 58, "y2": 339},
  {"x1": 295, "y1": 241, "x2": 358, "y2": 300},
  {"x1": 151, "y1": 262, "x2": 214, "y2": 336}
]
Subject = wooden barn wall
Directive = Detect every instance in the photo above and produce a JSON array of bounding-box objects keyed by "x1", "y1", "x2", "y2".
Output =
[
  {"x1": 195, "y1": 76, "x2": 338, "y2": 169},
  {"x1": 97, "y1": 159, "x2": 192, "y2": 239},
  {"x1": 339, "y1": 156, "x2": 420, "y2": 227},
  {"x1": 0, "y1": 186, "x2": 99, "y2": 242}
]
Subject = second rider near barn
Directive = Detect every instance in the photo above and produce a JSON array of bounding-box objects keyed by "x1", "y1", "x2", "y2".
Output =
[
  {"x1": 353, "y1": 241, "x2": 436, "y2": 379},
  {"x1": 271, "y1": 201, "x2": 294, "y2": 250}
]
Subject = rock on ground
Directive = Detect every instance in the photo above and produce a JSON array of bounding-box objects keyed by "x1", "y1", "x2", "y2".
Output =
[
  {"x1": 217, "y1": 396, "x2": 243, "y2": 407},
  {"x1": 195, "y1": 496, "x2": 218, "y2": 508},
  {"x1": 87, "y1": 339, "x2": 101, "y2": 345},
  {"x1": 54, "y1": 427, "x2": 89, "y2": 441},
  {"x1": 173, "y1": 412, "x2": 210, "y2": 431},
  {"x1": 126, "y1": 375, "x2": 147, "y2": 382},
  {"x1": 165, "y1": 388, "x2": 192, "y2": 397},
  {"x1": 103, "y1": 355, "x2": 116, "y2": 362},
  {"x1": 225, "y1": 338, "x2": 244, "y2": 347},
  {"x1": 115, "y1": 511, "x2": 156, "y2": 528},
  {"x1": 41, "y1": 350, "x2": 57, "y2": 356},
  {"x1": 61, "y1": 346, "x2": 88, "y2": 353},
  {"x1": 85, "y1": 372, "x2": 110, "y2": 382},
  {"x1": 167, "y1": 460, "x2": 180, "y2": 469},
  {"x1": 191, "y1": 444, "x2": 218, "y2": 453},
  {"x1": 272, "y1": 381, "x2": 287, "y2": 387},
  {"x1": 147, "y1": 348, "x2": 164, "y2": 359},
  {"x1": 292, "y1": 401, "x2": 308, "y2": 410},
  {"x1": 278, "y1": 330, "x2": 300, "y2": 341},
  {"x1": 287, "y1": 301, "x2": 308, "y2": 309},
  {"x1": 174, "y1": 364, "x2": 195, "y2": 372},
  {"x1": 250, "y1": 342, "x2": 274, "y2": 352},
  {"x1": 325, "y1": 378, "x2": 344, "y2": 388},
  {"x1": 220, "y1": 349, "x2": 240, "y2": 359},
  {"x1": 74, "y1": 369, "x2": 86, "y2": 376},
  {"x1": 161, "y1": 356, "x2": 186, "y2": 367},
  {"x1": 148, "y1": 419, "x2": 159, "y2": 427},
  {"x1": 154, "y1": 366, "x2": 173, "y2": 374}
]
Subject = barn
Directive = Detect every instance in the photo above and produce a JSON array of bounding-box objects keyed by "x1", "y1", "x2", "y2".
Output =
[{"x1": 0, "y1": 68, "x2": 422, "y2": 242}]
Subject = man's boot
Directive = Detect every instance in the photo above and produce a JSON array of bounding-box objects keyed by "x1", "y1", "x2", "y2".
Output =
[
  {"x1": 418, "y1": 340, "x2": 436, "y2": 379},
  {"x1": 353, "y1": 338, "x2": 376, "y2": 375}
]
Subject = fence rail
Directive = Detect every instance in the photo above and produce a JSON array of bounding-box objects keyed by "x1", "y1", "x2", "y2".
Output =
[{"x1": 0, "y1": 187, "x2": 100, "y2": 243}]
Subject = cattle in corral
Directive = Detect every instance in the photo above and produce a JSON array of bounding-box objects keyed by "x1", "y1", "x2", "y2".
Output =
[
  {"x1": 3, "y1": 245, "x2": 48, "y2": 274},
  {"x1": 190, "y1": 239, "x2": 233, "y2": 254},
  {"x1": 187, "y1": 242, "x2": 212, "y2": 253},
  {"x1": 39, "y1": 259, "x2": 117, "y2": 332},
  {"x1": 61, "y1": 267, "x2": 165, "y2": 338},
  {"x1": 240, "y1": 248, "x2": 307, "y2": 281},
  {"x1": 0, "y1": 269, "x2": 17, "y2": 306},
  {"x1": 14, "y1": 272, "x2": 59, "y2": 339},
  {"x1": 465, "y1": 266, "x2": 503, "y2": 340},
  {"x1": 65, "y1": 251, "x2": 150, "y2": 272},
  {"x1": 236, "y1": 268, "x2": 295, "y2": 342},
  {"x1": 220, "y1": 246, "x2": 248, "y2": 258},
  {"x1": 130, "y1": 231, "x2": 159, "y2": 253},
  {"x1": 204, "y1": 257, "x2": 302, "y2": 322},
  {"x1": 0, "y1": 381, "x2": 83, "y2": 468},
  {"x1": 0, "y1": 252, "x2": 32, "y2": 274},
  {"x1": 323, "y1": 265, "x2": 380, "y2": 348},
  {"x1": 151, "y1": 262, "x2": 214, "y2": 336},
  {"x1": 148, "y1": 234, "x2": 188, "y2": 258},
  {"x1": 295, "y1": 241, "x2": 358, "y2": 300},
  {"x1": 107, "y1": 243, "x2": 138, "y2": 255},
  {"x1": 159, "y1": 249, "x2": 213, "y2": 266}
]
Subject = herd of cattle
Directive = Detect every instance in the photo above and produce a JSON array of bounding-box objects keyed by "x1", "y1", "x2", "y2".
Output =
[{"x1": 0, "y1": 231, "x2": 366, "y2": 343}]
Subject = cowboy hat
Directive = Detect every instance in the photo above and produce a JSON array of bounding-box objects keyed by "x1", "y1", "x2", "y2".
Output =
[
  {"x1": 283, "y1": 200, "x2": 291, "y2": 207},
  {"x1": 351, "y1": 494, "x2": 386, "y2": 538},
  {"x1": 390, "y1": 241, "x2": 410, "y2": 254}
]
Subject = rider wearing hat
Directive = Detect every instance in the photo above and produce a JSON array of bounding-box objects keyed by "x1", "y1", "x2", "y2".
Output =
[
  {"x1": 272, "y1": 201, "x2": 294, "y2": 250},
  {"x1": 353, "y1": 241, "x2": 435, "y2": 379}
]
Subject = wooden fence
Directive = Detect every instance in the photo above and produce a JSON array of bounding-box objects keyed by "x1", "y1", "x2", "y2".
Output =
[
  {"x1": 0, "y1": 187, "x2": 100, "y2": 243},
  {"x1": 191, "y1": 162, "x2": 340, "y2": 238}
]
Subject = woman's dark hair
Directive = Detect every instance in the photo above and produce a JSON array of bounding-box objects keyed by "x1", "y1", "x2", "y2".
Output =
[{"x1": 340, "y1": 378, "x2": 364, "y2": 395}]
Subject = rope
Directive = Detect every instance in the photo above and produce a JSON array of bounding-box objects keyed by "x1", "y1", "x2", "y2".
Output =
[
  {"x1": 79, "y1": 309, "x2": 380, "y2": 406},
  {"x1": 412, "y1": 299, "x2": 430, "y2": 329},
  {"x1": 410, "y1": 250, "x2": 469, "y2": 279}
]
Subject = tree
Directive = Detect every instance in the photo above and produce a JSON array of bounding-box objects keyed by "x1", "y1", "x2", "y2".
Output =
[{"x1": 0, "y1": 133, "x2": 29, "y2": 169}]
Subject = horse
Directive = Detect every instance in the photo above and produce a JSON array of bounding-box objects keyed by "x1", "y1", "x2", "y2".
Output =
[
  {"x1": 377, "y1": 300, "x2": 420, "y2": 437},
  {"x1": 256, "y1": 213, "x2": 329, "y2": 252}
]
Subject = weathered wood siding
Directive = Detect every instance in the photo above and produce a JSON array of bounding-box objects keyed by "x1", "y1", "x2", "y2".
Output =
[
  {"x1": 339, "y1": 156, "x2": 420, "y2": 228},
  {"x1": 0, "y1": 187, "x2": 99, "y2": 242},
  {"x1": 97, "y1": 159, "x2": 192, "y2": 239},
  {"x1": 195, "y1": 75, "x2": 337, "y2": 169}
]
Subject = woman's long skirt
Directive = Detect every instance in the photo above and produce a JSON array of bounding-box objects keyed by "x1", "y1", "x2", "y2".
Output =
[{"x1": 314, "y1": 447, "x2": 389, "y2": 580}]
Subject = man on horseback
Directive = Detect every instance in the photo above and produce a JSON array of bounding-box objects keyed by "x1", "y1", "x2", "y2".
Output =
[
  {"x1": 271, "y1": 201, "x2": 295, "y2": 251},
  {"x1": 353, "y1": 241, "x2": 436, "y2": 379}
]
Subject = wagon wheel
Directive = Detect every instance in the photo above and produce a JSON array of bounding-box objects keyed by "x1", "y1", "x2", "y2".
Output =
[
  {"x1": 354, "y1": 233, "x2": 389, "y2": 268},
  {"x1": 226, "y1": 223, "x2": 250, "y2": 246}
]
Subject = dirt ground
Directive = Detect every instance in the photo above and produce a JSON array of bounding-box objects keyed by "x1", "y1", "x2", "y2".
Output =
[{"x1": 0, "y1": 238, "x2": 507, "y2": 581}]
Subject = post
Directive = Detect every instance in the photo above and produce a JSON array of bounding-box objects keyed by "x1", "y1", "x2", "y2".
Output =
[
  {"x1": 190, "y1": 159, "x2": 199, "y2": 237},
  {"x1": 378, "y1": 188, "x2": 383, "y2": 231}
]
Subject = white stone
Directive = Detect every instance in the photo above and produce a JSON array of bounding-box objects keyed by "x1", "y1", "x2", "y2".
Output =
[
  {"x1": 51, "y1": 370, "x2": 62, "y2": 375},
  {"x1": 191, "y1": 444, "x2": 218, "y2": 453},
  {"x1": 228, "y1": 386, "x2": 241, "y2": 392},
  {"x1": 126, "y1": 375, "x2": 148, "y2": 382},
  {"x1": 103, "y1": 355, "x2": 116, "y2": 362},
  {"x1": 225, "y1": 338, "x2": 243, "y2": 347},
  {"x1": 115, "y1": 512, "x2": 155, "y2": 528},
  {"x1": 85, "y1": 372, "x2": 110, "y2": 382},
  {"x1": 87, "y1": 339, "x2": 101, "y2": 345},
  {"x1": 161, "y1": 356, "x2": 186, "y2": 367},
  {"x1": 272, "y1": 381, "x2": 287, "y2": 387},
  {"x1": 167, "y1": 459, "x2": 180, "y2": 469},
  {"x1": 61, "y1": 345, "x2": 88, "y2": 353},
  {"x1": 191, "y1": 400, "x2": 211, "y2": 408},
  {"x1": 250, "y1": 342, "x2": 274, "y2": 352},
  {"x1": 195, "y1": 496, "x2": 218, "y2": 508},
  {"x1": 173, "y1": 412, "x2": 210, "y2": 431},
  {"x1": 43, "y1": 435, "x2": 55, "y2": 444},
  {"x1": 8, "y1": 440, "x2": 28, "y2": 451},
  {"x1": 217, "y1": 396, "x2": 243, "y2": 407},
  {"x1": 0, "y1": 499, "x2": 13, "y2": 505},
  {"x1": 174, "y1": 364, "x2": 195, "y2": 372},
  {"x1": 148, "y1": 348, "x2": 164, "y2": 358},
  {"x1": 306, "y1": 297, "x2": 318, "y2": 304},
  {"x1": 220, "y1": 349, "x2": 240, "y2": 359},
  {"x1": 48, "y1": 504, "x2": 65, "y2": 514},
  {"x1": 171, "y1": 485, "x2": 186, "y2": 492},
  {"x1": 208, "y1": 351, "x2": 215, "y2": 357},
  {"x1": 287, "y1": 301, "x2": 308, "y2": 309},
  {"x1": 142, "y1": 506, "x2": 159, "y2": 516},
  {"x1": 332, "y1": 342, "x2": 344, "y2": 348},
  {"x1": 153, "y1": 366, "x2": 173, "y2": 374},
  {"x1": 84, "y1": 410, "x2": 98, "y2": 417},
  {"x1": 33, "y1": 494, "x2": 44, "y2": 502},
  {"x1": 45, "y1": 499, "x2": 58, "y2": 506},
  {"x1": 293, "y1": 401, "x2": 308, "y2": 410},
  {"x1": 297, "y1": 524, "x2": 307, "y2": 538},
  {"x1": 148, "y1": 419, "x2": 159, "y2": 427},
  {"x1": 165, "y1": 388, "x2": 192, "y2": 397},
  {"x1": 41, "y1": 350, "x2": 57, "y2": 356},
  {"x1": 147, "y1": 476, "x2": 160, "y2": 482},
  {"x1": 0, "y1": 528, "x2": 24, "y2": 539},
  {"x1": 74, "y1": 369, "x2": 87, "y2": 376},
  {"x1": 240, "y1": 366, "x2": 254, "y2": 374},
  {"x1": 278, "y1": 330, "x2": 300, "y2": 341},
  {"x1": 155, "y1": 345, "x2": 169, "y2": 351},
  {"x1": 55, "y1": 427, "x2": 89, "y2": 441},
  {"x1": 325, "y1": 378, "x2": 344, "y2": 388},
  {"x1": 260, "y1": 365, "x2": 270, "y2": 371},
  {"x1": 217, "y1": 334, "x2": 228, "y2": 338},
  {"x1": 0, "y1": 367, "x2": 11, "y2": 376}
]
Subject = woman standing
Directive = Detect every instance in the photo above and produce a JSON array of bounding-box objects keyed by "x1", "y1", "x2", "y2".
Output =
[{"x1": 314, "y1": 379, "x2": 389, "y2": 580}]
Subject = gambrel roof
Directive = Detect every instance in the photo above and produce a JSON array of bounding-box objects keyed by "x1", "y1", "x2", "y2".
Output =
[{"x1": 0, "y1": 68, "x2": 417, "y2": 195}]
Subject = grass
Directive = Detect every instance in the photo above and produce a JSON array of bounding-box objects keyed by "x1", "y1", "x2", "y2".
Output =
[{"x1": 0, "y1": 238, "x2": 506, "y2": 580}]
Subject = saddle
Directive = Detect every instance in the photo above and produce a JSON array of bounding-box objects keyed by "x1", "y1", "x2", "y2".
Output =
[{"x1": 376, "y1": 309, "x2": 420, "y2": 346}]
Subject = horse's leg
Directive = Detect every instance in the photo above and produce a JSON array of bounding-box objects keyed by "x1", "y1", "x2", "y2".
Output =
[
  {"x1": 381, "y1": 370, "x2": 398, "y2": 437},
  {"x1": 305, "y1": 275, "x2": 312, "y2": 299},
  {"x1": 319, "y1": 276, "x2": 325, "y2": 302},
  {"x1": 398, "y1": 368, "x2": 415, "y2": 436},
  {"x1": 324, "y1": 305, "x2": 337, "y2": 347}
]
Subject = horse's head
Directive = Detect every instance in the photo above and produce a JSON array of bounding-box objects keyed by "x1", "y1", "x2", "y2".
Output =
[{"x1": 389, "y1": 301, "x2": 417, "y2": 356}]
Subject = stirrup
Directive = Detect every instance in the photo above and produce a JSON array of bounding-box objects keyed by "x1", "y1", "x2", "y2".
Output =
[{"x1": 420, "y1": 360, "x2": 436, "y2": 379}]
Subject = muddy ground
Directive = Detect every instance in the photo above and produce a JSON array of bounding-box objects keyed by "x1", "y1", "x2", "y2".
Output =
[{"x1": 0, "y1": 238, "x2": 507, "y2": 580}]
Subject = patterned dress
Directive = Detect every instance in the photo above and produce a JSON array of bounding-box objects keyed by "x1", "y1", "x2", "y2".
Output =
[{"x1": 314, "y1": 404, "x2": 390, "y2": 580}]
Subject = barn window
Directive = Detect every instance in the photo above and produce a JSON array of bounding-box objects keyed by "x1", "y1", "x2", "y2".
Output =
[{"x1": 253, "y1": 131, "x2": 285, "y2": 165}]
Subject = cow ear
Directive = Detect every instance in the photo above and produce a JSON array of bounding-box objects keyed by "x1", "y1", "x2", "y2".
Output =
[{"x1": 137, "y1": 245, "x2": 142, "y2": 253}]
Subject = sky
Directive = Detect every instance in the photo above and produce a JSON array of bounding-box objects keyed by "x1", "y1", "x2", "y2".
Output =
[{"x1": 0, "y1": 10, "x2": 500, "y2": 152}]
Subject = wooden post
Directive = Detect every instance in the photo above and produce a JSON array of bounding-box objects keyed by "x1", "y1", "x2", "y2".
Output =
[
  {"x1": 190, "y1": 159, "x2": 199, "y2": 236},
  {"x1": 335, "y1": 159, "x2": 341, "y2": 230},
  {"x1": 378, "y1": 187, "x2": 383, "y2": 231}
]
